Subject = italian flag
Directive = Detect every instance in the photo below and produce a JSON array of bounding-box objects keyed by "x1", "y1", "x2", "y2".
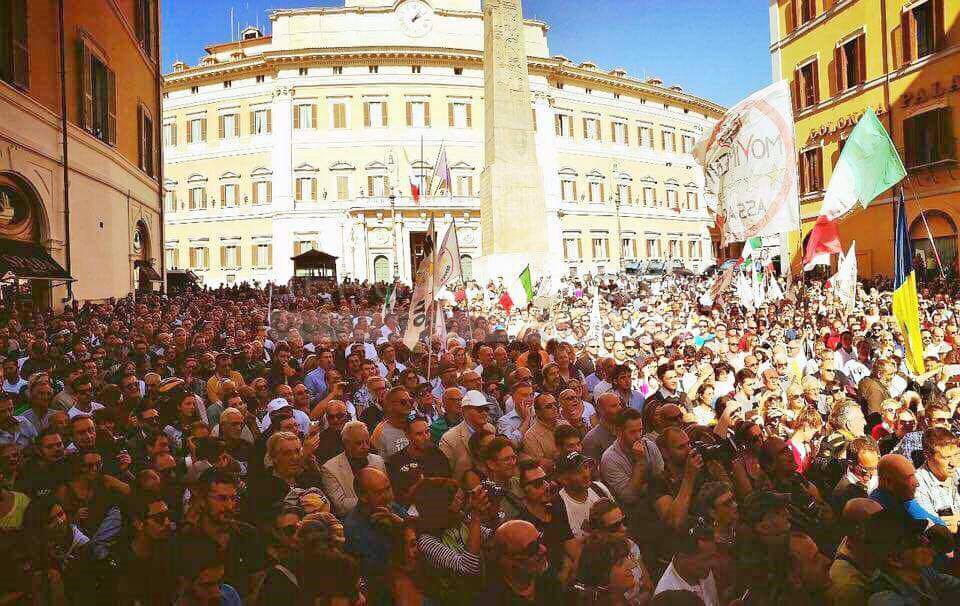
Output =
[
  {"x1": 738, "y1": 237, "x2": 763, "y2": 268},
  {"x1": 499, "y1": 265, "x2": 534, "y2": 312}
]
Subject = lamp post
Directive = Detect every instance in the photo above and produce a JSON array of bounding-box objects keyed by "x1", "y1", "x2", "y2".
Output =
[
  {"x1": 386, "y1": 150, "x2": 400, "y2": 281},
  {"x1": 612, "y1": 161, "x2": 624, "y2": 272}
]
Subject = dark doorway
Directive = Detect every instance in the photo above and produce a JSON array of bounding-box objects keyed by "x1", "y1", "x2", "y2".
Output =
[{"x1": 409, "y1": 231, "x2": 431, "y2": 275}]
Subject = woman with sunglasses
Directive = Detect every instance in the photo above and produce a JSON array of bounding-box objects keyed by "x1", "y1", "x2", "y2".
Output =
[
  {"x1": 54, "y1": 450, "x2": 129, "y2": 539},
  {"x1": 580, "y1": 499, "x2": 653, "y2": 604}
]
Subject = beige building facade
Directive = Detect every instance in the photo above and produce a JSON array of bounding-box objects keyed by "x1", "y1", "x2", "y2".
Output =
[{"x1": 162, "y1": 0, "x2": 724, "y2": 286}]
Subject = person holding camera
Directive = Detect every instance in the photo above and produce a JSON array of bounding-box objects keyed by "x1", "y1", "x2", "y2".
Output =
[
  {"x1": 759, "y1": 436, "x2": 833, "y2": 541},
  {"x1": 650, "y1": 427, "x2": 705, "y2": 556}
]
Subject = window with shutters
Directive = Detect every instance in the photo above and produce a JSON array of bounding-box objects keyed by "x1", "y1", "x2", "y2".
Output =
[
  {"x1": 646, "y1": 239, "x2": 661, "y2": 258},
  {"x1": 450, "y1": 101, "x2": 472, "y2": 128},
  {"x1": 617, "y1": 183, "x2": 631, "y2": 205},
  {"x1": 256, "y1": 75, "x2": 265, "y2": 83},
  {"x1": 253, "y1": 181, "x2": 270, "y2": 205},
  {"x1": 583, "y1": 116, "x2": 601, "y2": 141},
  {"x1": 796, "y1": 60, "x2": 819, "y2": 110},
  {"x1": 0, "y1": 0, "x2": 29, "y2": 89},
  {"x1": 336, "y1": 175, "x2": 350, "y2": 200},
  {"x1": 296, "y1": 177, "x2": 317, "y2": 201},
  {"x1": 331, "y1": 101, "x2": 348, "y2": 129},
  {"x1": 412, "y1": 65, "x2": 422, "y2": 74},
  {"x1": 688, "y1": 241, "x2": 701, "y2": 259},
  {"x1": 80, "y1": 42, "x2": 117, "y2": 145},
  {"x1": 220, "y1": 113, "x2": 238, "y2": 139},
  {"x1": 799, "y1": 147, "x2": 824, "y2": 194},
  {"x1": 662, "y1": 129, "x2": 676, "y2": 152},
  {"x1": 222, "y1": 245, "x2": 239, "y2": 269},
  {"x1": 592, "y1": 236, "x2": 610, "y2": 260},
  {"x1": 455, "y1": 175, "x2": 474, "y2": 197},
  {"x1": 666, "y1": 189, "x2": 679, "y2": 209},
  {"x1": 294, "y1": 241, "x2": 316, "y2": 257},
  {"x1": 612, "y1": 121, "x2": 628, "y2": 145},
  {"x1": 407, "y1": 101, "x2": 429, "y2": 128},
  {"x1": 681, "y1": 134, "x2": 696, "y2": 154},
  {"x1": 188, "y1": 187, "x2": 206, "y2": 210},
  {"x1": 223, "y1": 80, "x2": 232, "y2": 89},
  {"x1": 164, "y1": 190, "x2": 176, "y2": 212},
  {"x1": 669, "y1": 240, "x2": 682, "y2": 258},
  {"x1": 135, "y1": 0, "x2": 157, "y2": 59},
  {"x1": 563, "y1": 235, "x2": 582, "y2": 260},
  {"x1": 137, "y1": 105, "x2": 155, "y2": 177},
  {"x1": 454, "y1": 67, "x2": 463, "y2": 75},
  {"x1": 189, "y1": 247, "x2": 208, "y2": 270},
  {"x1": 252, "y1": 109, "x2": 270, "y2": 135},
  {"x1": 254, "y1": 244, "x2": 272, "y2": 267},
  {"x1": 902, "y1": 1, "x2": 941, "y2": 63},
  {"x1": 622, "y1": 238, "x2": 637, "y2": 260},
  {"x1": 295, "y1": 104, "x2": 315, "y2": 130},
  {"x1": 798, "y1": 0, "x2": 816, "y2": 25},
  {"x1": 368, "y1": 175, "x2": 387, "y2": 197},
  {"x1": 162, "y1": 123, "x2": 177, "y2": 147},
  {"x1": 904, "y1": 107, "x2": 954, "y2": 168},
  {"x1": 642, "y1": 186, "x2": 656, "y2": 206},
  {"x1": 165, "y1": 248, "x2": 179, "y2": 269},
  {"x1": 837, "y1": 34, "x2": 866, "y2": 91},
  {"x1": 221, "y1": 184, "x2": 238, "y2": 207},
  {"x1": 561, "y1": 179, "x2": 577, "y2": 202},
  {"x1": 588, "y1": 181, "x2": 604, "y2": 203},
  {"x1": 366, "y1": 101, "x2": 388, "y2": 128},
  {"x1": 188, "y1": 117, "x2": 205, "y2": 143},
  {"x1": 556, "y1": 114, "x2": 574, "y2": 138},
  {"x1": 638, "y1": 124, "x2": 653, "y2": 148},
  {"x1": 333, "y1": 66, "x2": 343, "y2": 75},
  {"x1": 369, "y1": 65, "x2": 378, "y2": 74},
  {"x1": 687, "y1": 192, "x2": 699, "y2": 210}
]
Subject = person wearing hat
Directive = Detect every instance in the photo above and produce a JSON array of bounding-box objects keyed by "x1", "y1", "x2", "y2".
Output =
[
  {"x1": 431, "y1": 360, "x2": 461, "y2": 400},
  {"x1": 554, "y1": 451, "x2": 610, "y2": 538},
  {"x1": 439, "y1": 389, "x2": 491, "y2": 483},
  {"x1": 865, "y1": 509, "x2": 960, "y2": 605}
]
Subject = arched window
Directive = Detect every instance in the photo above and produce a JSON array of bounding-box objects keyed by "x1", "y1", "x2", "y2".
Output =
[
  {"x1": 460, "y1": 255, "x2": 473, "y2": 281},
  {"x1": 373, "y1": 255, "x2": 391, "y2": 283},
  {"x1": 910, "y1": 210, "x2": 958, "y2": 279}
]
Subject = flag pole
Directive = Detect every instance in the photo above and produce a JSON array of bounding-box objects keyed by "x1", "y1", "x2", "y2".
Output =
[
  {"x1": 420, "y1": 135, "x2": 425, "y2": 203},
  {"x1": 904, "y1": 177, "x2": 946, "y2": 279}
]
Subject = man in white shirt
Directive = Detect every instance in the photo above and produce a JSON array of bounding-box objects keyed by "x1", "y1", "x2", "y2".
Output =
[
  {"x1": 554, "y1": 452, "x2": 611, "y2": 537},
  {"x1": 653, "y1": 526, "x2": 720, "y2": 606}
]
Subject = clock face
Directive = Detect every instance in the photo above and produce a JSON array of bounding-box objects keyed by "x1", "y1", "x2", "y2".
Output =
[{"x1": 397, "y1": 0, "x2": 434, "y2": 38}]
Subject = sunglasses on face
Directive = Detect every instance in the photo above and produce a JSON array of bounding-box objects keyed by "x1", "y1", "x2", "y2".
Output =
[{"x1": 509, "y1": 532, "x2": 545, "y2": 559}]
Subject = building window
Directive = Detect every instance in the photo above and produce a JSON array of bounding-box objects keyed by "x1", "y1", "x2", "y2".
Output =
[
  {"x1": 837, "y1": 34, "x2": 866, "y2": 91},
  {"x1": 80, "y1": 44, "x2": 117, "y2": 145},
  {"x1": 331, "y1": 101, "x2": 348, "y2": 129},
  {"x1": 252, "y1": 181, "x2": 271, "y2": 205},
  {"x1": 642, "y1": 185, "x2": 656, "y2": 206},
  {"x1": 294, "y1": 104, "x2": 315, "y2": 129},
  {"x1": 686, "y1": 191, "x2": 699, "y2": 210},
  {"x1": 164, "y1": 190, "x2": 176, "y2": 212},
  {"x1": 903, "y1": 1, "x2": 940, "y2": 63},
  {"x1": 563, "y1": 235, "x2": 582, "y2": 260},
  {"x1": 455, "y1": 175, "x2": 474, "y2": 196},
  {"x1": 661, "y1": 129, "x2": 676, "y2": 152},
  {"x1": 406, "y1": 100, "x2": 430, "y2": 128},
  {"x1": 219, "y1": 113, "x2": 238, "y2": 139},
  {"x1": 333, "y1": 66, "x2": 343, "y2": 75},
  {"x1": 296, "y1": 177, "x2": 317, "y2": 201},
  {"x1": 611, "y1": 121, "x2": 628, "y2": 145},
  {"x1": 795, "y1": 60, "x2": 820, "y2": 110},
  {"x1": 299, "y1": 67, "x2": 308, "y2": 76},
  {"x1": 412, "y1": 65, "x2": 421, "y2": 74},
  {"x1": 622, "y1": 238, "x2": 637, "y2": 260},
  {"x1": 223, "y1": 80, "x2": 232, "y2": 88},
  {"x1": 614, "y1": 93, "x2": 621, "y2": 100},
  {"x1": 449, "y1": 101, "x2": 472, "y2": 128},
  {"x1": 367, "y1": 175, "x2": 388, "y2": 197},
  {"x1": 251, "y1": 108, "x2": 271, "y2": 135},
  {"x1": 336, "y1": 175, "x2": 350, "y2": 199},
  {"x1": 646, "y1": 239, "x2": 661, "y2": 258},
  {"x1": 255, "y1": 75, "x2": 265, "y2": 83},
  {"x1": 904, "y1": 107, "x2": 954, "y2": 168},
  {"x1": 555, "y1": 114, "x2": 574, "y2": 138},
  {"x1": 135, "y1": 0, "x2": 157, "y2": 58},
  {"x1": 137, "y1": 105, "x2": 155, "y2": 177},
  {"x1": 188, "y1": 187, "x2": 207, "y2": 210},
  {"x1": 293, "y1": 241, "x2": 316, "y2": 256},
  {"x1": 681, "y1": 134, "x2": 696, "y2": 154},
  {"x1": 0, "y1": 0, "x2": 28, "y2": 89},
  {"x1": 162, "y1": 122, "x2": 176, "y2": 147},
  {"x1": 560, "y1": 179, "x2": 577, "y2": 202},
  {"x1": 592, "y1": 235, "x2": 610, "y2": 260},
  {"x1": 638, "y1": 124, "x2": 653, "y2": 148},
  {"x1": 187, "y1": 116, "x2": 206, "y2": 143},
  {"x1": 588, "y1": 181, "x2": 604, "y2": 203},
  {"x1": 669, "y1": 240, "x2": 682, "y2": 258},
  {"x1": 798, "y1": 0, "x2": 816, "y2": 25},
  {"x1": 165, "y1": 248, "x2": 179, "y2": 268},
  {"x1": 799, "y1": 147, "x2": 824, "y2": 194},
  {"x1": 253, "y1": 243, "x2": 272, "y2": 267},
  {"x1": 191, "y1": 86, "x2": 199, "y2": 94},
  {"x1": 365, "y1": 100, "x2": 388, "y2": 127},
  {"x1": 585, "y1": 88, "x2": 593, "y2": 95},
  {"x1": 369, "y1": 65, "x2": 378, "y2": 74},
  {"x1": 189, "y1": 247, "x2": 208, "y2": 270},
  {"x1": 616, "y1": 183, "x2": 631, "y2": 204},
  {"x1": 666, "y1": 189, "x2": 679, "y2": 209},
  {"x1": 454, "y1": 67, "x2": 463, "y2": 75},
  {"x1": 220, "y1": 183, "x2": 238, "y2": 207},
  {"x1": 583, "y1": 116, "x2": 601, "y2": 141},
  {"x1": 220, "y1": 245, "x2": 240, "y2": 269},
  {"x1": 688, "y1": 241, "x2": 702, "y2": 259}
]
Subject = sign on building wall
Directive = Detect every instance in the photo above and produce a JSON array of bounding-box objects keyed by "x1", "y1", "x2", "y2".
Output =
[{"x1": 694, "y1": 80, "x2": 800, "y2": 245}]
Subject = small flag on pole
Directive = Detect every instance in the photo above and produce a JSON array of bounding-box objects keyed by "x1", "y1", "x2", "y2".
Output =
[
  {"x1": 499, "y1": 265, "x2": 534, "y2": 312},
  {"x1": 893, "y1": 193, "x2": 925, "y2": 374}
]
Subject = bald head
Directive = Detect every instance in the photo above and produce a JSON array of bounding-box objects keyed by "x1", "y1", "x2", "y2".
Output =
[
  {"x1": 841, "y1": 498, "x2": 882, "y2": 525},
  {"x1": 878, "y1": 454, "x2": 918, "y2": 501},
  {"x1": 494, "y1": 519, "x2": 540, "y2": 553}
]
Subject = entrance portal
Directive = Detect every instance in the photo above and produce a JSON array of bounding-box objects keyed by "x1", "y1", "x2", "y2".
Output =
[{"x1": 409, "y1": 232, "x2": 431, "y2": 276}]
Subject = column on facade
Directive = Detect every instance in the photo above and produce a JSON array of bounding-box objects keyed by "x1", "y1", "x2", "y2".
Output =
[
  {"x1": 352, "y1": 216, "x2": 369, "y2": 281},
  {"x1": 393, "y1": 212, "x2": 405, "y2": 282},
  {"x1": 271, "y1": 85, "x2": 295, "y2": 213},
  {"x1": 532, "y1": 90, "x2": 564, "y2": 259}
]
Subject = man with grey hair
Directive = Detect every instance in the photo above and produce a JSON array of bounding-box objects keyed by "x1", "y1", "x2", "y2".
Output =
[
  {"x1": 321, "y1": 420, "x2": 385, "y2": 516},
  {"x1": 217, "y1": 407, "x2": 254, "y2": 466}
]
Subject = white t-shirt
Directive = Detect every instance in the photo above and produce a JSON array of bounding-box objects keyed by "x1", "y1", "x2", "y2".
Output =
[
  {"x1": 559, "y1": 482, "x2": 611, "y2": 537},
  {"x1": 654, "y1": 562, "x2": 719, "y2": 606}
]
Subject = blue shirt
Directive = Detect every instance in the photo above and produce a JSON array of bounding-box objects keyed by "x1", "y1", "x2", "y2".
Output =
[
  {"x1": 497, "y1": 410, "x2": 524, "y2": 448},
  {"x1": 221, "y1": 584, "x2": 242, "y2": 606},
  {"x1": 304, "y1": 367, "x2": 327, "y2": 398},
  {"x1": 870, "y1": 487, "x2": 945, "y2": 527}
]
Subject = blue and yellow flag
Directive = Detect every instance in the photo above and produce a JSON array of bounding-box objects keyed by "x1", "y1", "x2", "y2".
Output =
[{"x1": 893, "y1": 193, "x2": 925, "y2": 374}]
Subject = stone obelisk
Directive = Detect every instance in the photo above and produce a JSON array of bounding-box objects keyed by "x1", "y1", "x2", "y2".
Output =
[{"x1": 478, "y1": 0, "x2": 550, "y2": 279}]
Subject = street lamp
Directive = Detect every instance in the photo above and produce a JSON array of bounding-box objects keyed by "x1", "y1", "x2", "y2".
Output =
[
  {"x1": 386, "y1": 150, "x2": 400, "y2": 281},
  {"x1": 612, "y1": 161, "x2": 624, "y2": 272}
]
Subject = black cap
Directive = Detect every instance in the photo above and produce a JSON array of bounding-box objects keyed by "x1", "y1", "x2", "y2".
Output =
[
  {"x1": 555, "y1": 451, "x2": 593, "y2": 474},
  {"x1": 741, "y1": 490, "x2": 790, "y2": 524}
]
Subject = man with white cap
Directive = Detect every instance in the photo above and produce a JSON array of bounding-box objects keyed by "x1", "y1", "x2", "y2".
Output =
[
  {"x1": 259, "y1": 397, "x2": 311, "y2": 435},
  {"x1": 439, "y1": 389, "x2": 493, "y2": 482}
]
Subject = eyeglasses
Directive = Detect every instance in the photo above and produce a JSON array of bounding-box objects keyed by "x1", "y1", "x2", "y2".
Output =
[{"x1": 508, "y1": 531, "x2": 544, "y2": 559}]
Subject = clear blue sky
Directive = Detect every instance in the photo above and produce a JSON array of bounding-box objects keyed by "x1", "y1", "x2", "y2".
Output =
[{"x1": 161, "y1": 0, "x2": 771, "y2": 107}]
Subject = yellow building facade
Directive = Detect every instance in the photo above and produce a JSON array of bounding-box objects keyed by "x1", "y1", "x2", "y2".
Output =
[
  {"x1": 162, "y1": 0, "x2": 724, "y2": 287},
  {"x1": 0, "y1": 0, "x2": 163, "y2": 306},
  {"x1": 771, "y1": 0, "x2": 960, "y2": 278}
]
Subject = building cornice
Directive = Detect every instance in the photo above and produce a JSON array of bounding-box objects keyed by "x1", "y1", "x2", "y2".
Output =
[
  {"x1": 268, "y1": 5, "x2": 550, "y2": 33},
  {"x1": 163, "y1": 47, "x2": 725, "y2": 117}
]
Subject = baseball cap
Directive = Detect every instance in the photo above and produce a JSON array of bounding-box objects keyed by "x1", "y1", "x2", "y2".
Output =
[
  {"x1": 267, "y1": 397, "x2": 294, "y2": 414},
  {"x1": 462, "y1": 390, "x2": 488, "y2": 409},
  {"x1": 555, "y1": 451, "x2": 593, "y2": 474},
  {"x1": 741, "y1": 490, "x2": 790, "y2": 524}
]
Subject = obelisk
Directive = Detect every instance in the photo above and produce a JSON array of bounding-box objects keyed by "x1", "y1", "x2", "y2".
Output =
[{"x1": 477, "y1": 0, "x2": 550, "y2": 280}]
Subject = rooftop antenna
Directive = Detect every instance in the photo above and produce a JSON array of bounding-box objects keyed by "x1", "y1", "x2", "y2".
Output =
[{"x1": 230, "y1": 7, "x2": 234, "y2": 41}]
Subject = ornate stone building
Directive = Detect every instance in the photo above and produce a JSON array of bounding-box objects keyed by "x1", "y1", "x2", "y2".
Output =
[{"x1": 162, "y1": 0, "x2": 724, "y2": 286}]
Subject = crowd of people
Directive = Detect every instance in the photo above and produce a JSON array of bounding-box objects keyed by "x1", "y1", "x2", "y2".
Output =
[{"x1": 2, "y1": 268, "x2": 960, "y2": 605}]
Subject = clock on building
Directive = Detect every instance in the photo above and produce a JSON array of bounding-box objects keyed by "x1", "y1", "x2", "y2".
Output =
[{"x1": 397, "y1": 0, "x2": 434, "y2": 38}]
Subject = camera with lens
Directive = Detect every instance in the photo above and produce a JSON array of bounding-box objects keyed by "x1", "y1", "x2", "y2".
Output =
[{"x1": 692, "y1": 436, "x2": 741, "y2": 463}]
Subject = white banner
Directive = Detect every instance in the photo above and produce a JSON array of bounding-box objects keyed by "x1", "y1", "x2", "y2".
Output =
[
  {"x1": 694, "y1": 80, "x2": 800, "y2": 245},
  {"x1": 403, "y1": 218, "x2": 436, "y2": 350},
  {"x1": 434, "y1": 221, "x2": 462, "y2": 290},
  {"x1": 833, "y1": 241, "x2": 858, "y2": 311}
]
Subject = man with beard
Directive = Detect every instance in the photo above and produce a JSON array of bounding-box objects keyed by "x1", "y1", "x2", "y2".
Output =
[
  {"x1": 516, "y1": 460, "x2": 577, "y2": 584},
  {"x1": 109, "y1": 494, "x2": 176, "y2": 605},
  {"x1": 370, "y1": 387, "x2": 413, "y2": 459},
  {"x1": 173, "y1": 470, "x2": 265, "y2": 604},
  {"x1": 474, "y1": 520, "x2": 563, "y2": 605},
  {"x1": 16, "y1": 427, "x2": 66, "y2": 498}
]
